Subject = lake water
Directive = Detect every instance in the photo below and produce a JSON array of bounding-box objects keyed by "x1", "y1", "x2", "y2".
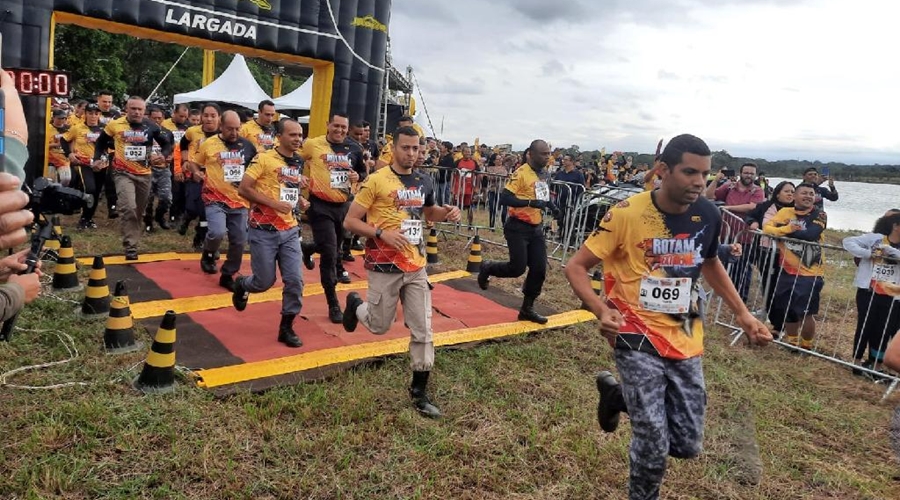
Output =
[{"x1": 767, "y1": 178, "x2": 899, "y2": 232}]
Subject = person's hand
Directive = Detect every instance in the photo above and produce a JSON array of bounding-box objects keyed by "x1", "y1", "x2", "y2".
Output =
[
  {"x1": 174, "y1": 172, "x2": 184, "y2": 182},
  {"x1": 297, "y1": 196, "x2": 310, "y2": 212},
  {"x1": 273, "y1": 201, "x2": 294, "y2": 214},
  {"x1": 735, "y1": 312, "x2": 773, "y2": 346},
  {"x1": 789, "y1": 221, "x2": 804, "y2": 232},
  {"x1": 547, "y1": 201, "x2": 561, "y2": 218},
  {"x1": 378, "y1": 229, "x2": 409, "y2": 250},
  {"x1": 193, "y1": 171, "x2": 206, "y2": 182},
  {"x1": 0, "y1": 173, "x2": 33, "y2": 250},
  {"x1": 91, "y1": 159, "x2": 106, "y2": 171},
  {"x1": 298, "y1": 175, "x2": 310, "y2": 189},
  {"x1": 828, "y1": 177, "x2": 834, "y2": 188},
  {"x1": 8, "y1": 273, "x2": 41, "y2": 303},
  {"x1": 530, "y1": 199, "x2": 548, "y2": 210},
  {"x1": 729, "y1": 243, "x2": 742, "y2": 258},
  {"x1": 150, "y1": 154, "x2": 166, "y2": 167},
  {"x1": 348, "y1": 170, "x2": 360, "y2": 183},
  {"x1": 598, "y1": 308, "x2": 624, "y2": 342},
  {"x1": 749, "y1": 222, "x2": 760, "y2": 231},
  {"x1": 0, "y1": 249, "x2": 34, "y2": 281},
  {"x1": 444, "y1": 205, "x2": 461, "y2": 223},
  {"x1": 68, "y1": 153, "x2": 80, "y2": 165}
]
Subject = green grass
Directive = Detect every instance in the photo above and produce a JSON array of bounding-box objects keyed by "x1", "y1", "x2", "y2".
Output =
[{"x1": 0, "y1": 213, "x2": 896, "y2": 499}]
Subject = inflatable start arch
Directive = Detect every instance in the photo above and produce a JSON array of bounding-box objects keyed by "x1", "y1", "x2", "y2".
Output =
[{"x1": 0, "y1": 0, "x2": 391, "y2": 180}]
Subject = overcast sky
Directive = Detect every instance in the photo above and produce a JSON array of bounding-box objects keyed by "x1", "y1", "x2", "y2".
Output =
[{"x1": 388, "y1": 0, "x2": 899, "y2": 164}]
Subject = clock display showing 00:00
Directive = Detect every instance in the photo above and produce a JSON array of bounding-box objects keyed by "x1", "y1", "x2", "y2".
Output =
[{"x1": 6, "y1": 69, "x2": 71, "y2": 97}]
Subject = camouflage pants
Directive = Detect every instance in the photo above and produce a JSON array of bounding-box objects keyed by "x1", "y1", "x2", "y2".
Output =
[
  {"x1": 614, "y1": 349, "x2": 706, "y2": 500},
  {"x1": 149, "y1": 166, "x2": 173, "y2": 204}
]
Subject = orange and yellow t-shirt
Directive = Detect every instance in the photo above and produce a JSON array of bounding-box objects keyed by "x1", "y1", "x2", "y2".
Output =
[
  {"x1": 47, "y1": 124, "x2": 70, "y2": 168},
  {"x1": 194, "y1": 135, "x2": 256, "y2": 209},
  {"x1": 179, "y1": 125, "x2": 217, "y2": 176},
  {"x1": 240, "y1": 120, "x2": 276, "y2": 152},
  {"x1": 354, "y1": 167, "x2": 436, "y2": 273},
  {"x1": 101, "y1": 117, "x2": 170, "y2": 176},
  {"x1": 301, "y1": 135, "x2": 364, "y2": 203},
  {"x1": 583, "y1": 191, "x2": 721, "y2": 360},
  {"x1": 62, "y1": 122, "x2": 103, "y2": 165},
  {"x1": 505, "y1": 163, "x2": 550, "y2": 225},
  {"x1": 763, "y1": 207, "x2": 827, "y2": 277},
  {"x1": 245, "y1": 148, "x2": 303, "y2": 231}
]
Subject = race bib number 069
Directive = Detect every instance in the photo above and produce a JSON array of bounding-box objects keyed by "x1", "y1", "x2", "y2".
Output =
[{"x1": 639, "y1": 276, "x2": 692, "y2": 314}]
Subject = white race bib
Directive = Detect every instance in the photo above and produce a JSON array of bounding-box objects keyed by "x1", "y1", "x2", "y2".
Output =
[
  {"x1": 534, "y1": 181, "x2": 550, "y2": 202},
  {"x1": 330, "y1": 169, "x2": 350, "y2": 189},
  {"x1": 224, "y1": 164, "x2": 245, "y2": 183},
  {"x1": 872, "y1": 262, "x2": 900, "y2": 285},
  {"x1": 401, "y1": 219, "x2": 423, "y2": 245},
  {"x1": 173, "y1": 130, "x2": 186, "y2": 143},
  {"x1": 124, "y1": 145, "x2": 146, "y2": 161},
  {"x1": 280, "y1": 187, "x2": 299, "y2": 207},
  {"x1": 639, "y1": 276, "x2": 692, "y2": 314}
]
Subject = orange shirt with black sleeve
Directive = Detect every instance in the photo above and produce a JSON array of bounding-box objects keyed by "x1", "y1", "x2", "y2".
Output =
[
  {"x1": 300, "y1": 135, "x2": 366, "y2": 204},
  {"x1": 505, "y1": 163, "x2": 550, "y2": 225},
  {"x1": 194, "y1": 135, "x2": 256, "y2": 209},
  {"x1": 240, "y1": 120, "x2": 277, "y2": 152},
  {"x1": 61, "y1": 122, "x2": 103, "y2": 165},
  {"x1": 354, "y1": 167, "x2": 436, "y2": 273},
  {"x1": 583, "y1": 191, "x2": 722, "y2": 360},
  {"x1": 245, "y1": 148, "x2": 303, "y2": 231},
  {"x1": 95, "y1": 117, "x2": 172, "y2": 176}
]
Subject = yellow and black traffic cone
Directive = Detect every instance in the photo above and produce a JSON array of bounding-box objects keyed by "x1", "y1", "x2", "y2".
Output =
[
  {"x1": 81, "y1": 256, "x2": 111, "y2": 317},
  {"x1": 43, "y1": 215, "x2": 61, "y2": 260},
  {"x1": 426, "y1": 228, "x2": 440, "y2": 264},
  {"x1": 104, "y1": 280, "x2": 140, "y2": 354},
  {"x1": 51, "y1": 235, "x2": 81, "y2": 292},
  {"x1": 134, "y1": 311, "x2": 177, "y2": 394},
  {"x1": 581, "y1": 270, "x2": 604, "y2": 310},
  {"x1": 466, "y1": 235, "x2": 482, "y2": 273}
]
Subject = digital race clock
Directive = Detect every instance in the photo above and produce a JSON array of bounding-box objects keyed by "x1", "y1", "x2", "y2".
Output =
[{"x1": 5, "y1": 69, "x2": 71, "y2": 98}]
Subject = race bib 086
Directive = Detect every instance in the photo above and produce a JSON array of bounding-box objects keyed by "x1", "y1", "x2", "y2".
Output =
[
  {"x1": 639, "y1": 276, "x2": 692, "y2": 314},
  {"x1": 280, "y1": 187, "x2": 299, "y2": 207}
]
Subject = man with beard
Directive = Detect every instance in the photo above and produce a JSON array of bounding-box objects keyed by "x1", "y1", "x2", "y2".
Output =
[
  {"x1": 564, "y1": 134, "x2": 772, "y2": 500},
  {"x1": 61, "y1": 102, "x2": 107, "y2": 229},
  {"x1": 300, "y1": 112, "x2": 366, "y2": 322},
  {"x1": 704, "y1": 162, "x2": 766, "y2": 301},
  {"x1": 341, "y1": 126, "x2": 461, "y2": 418},
  {"x1": 233, "y1": 119, "x2": 310, "y2": 347},
  {"x1": 240, "y1": 100, "x2": 278, "y2": 152},
  {"x1": 477, "y1": 140, "x2": 559, "y2": 324},
  {"x1": 47, "y1": 109, "x2": 72, "y2": 186},
  {"x1": 190, "y1": 110, "x2": 256, "y2": 291},
  {"x1": 92, "y1": 96, "x2": 172, "y2": 260},
  {"x1": 763, "y1": 182, "x2": 828, "y2": 350}
]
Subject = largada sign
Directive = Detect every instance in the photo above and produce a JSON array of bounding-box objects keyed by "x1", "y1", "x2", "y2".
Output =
[{"x1": 0, "y1": 0, "x2": 391, "y2": 181}]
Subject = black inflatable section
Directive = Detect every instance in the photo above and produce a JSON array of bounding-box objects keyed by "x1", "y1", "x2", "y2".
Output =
[{"x1": 0, "y1": 0, "x2": 390, "y2": 181}]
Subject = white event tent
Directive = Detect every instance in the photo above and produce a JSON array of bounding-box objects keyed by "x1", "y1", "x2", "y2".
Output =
[
  {"x1": 173, "y1": 54, "x2": 272, "y2": 109},
  {"x1": 271, "y1": 78, "x2": 312, "y2": 112}
]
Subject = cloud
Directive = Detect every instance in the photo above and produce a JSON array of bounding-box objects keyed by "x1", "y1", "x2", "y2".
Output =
[
  {"x1": 657, "y1": 69, "x2": 680, "y2": 81},
  {"x1": 542, "y1": 60, "x2": 567, "y2": 77},
  {"x1": 419, "y1": 76, "x2": 486, "y2": 96},
  {"x1": 508, "y1": 0, "x2": 590, "y2": 24}
]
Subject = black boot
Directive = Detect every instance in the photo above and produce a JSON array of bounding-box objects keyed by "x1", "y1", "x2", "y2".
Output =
[
  {"x1": 200, "y1": 251, "x2": 218, "y2": 274},
  {"x1": 518, "y1": 295, "x2": 548, "y2": 324},
  {"x1": 351, "y1": 235, "x2": 364, "y2": 251},
  {"x1": 193, "y1": 224, "x2": 208, "y2": 252},
  {"x1": 143, "y1": 204, "x2": 154, "y2": 233},
  {"x1": 342, "y1": 291, "x2": 363, "y2": 332},
  {"x1": 301, "y1": 241, "x2": 316, "y2": 270},
  {"x1": 341, "y1": 237, "x2": 355, "y2": 262},
  {"x1": 232, "y1": 276, "x2": 249, "y2": 311},
  {"x1": 219, "y1": 272, "x2": 235, "y2": 291},
  {"x1": 155, "y1": 203, "x2": 172, "y2": 230},
  {"x1": 409, "y1": 371, "x2": 441, "y2": 418},
  {"x1": 278, "y1": 314, "x2": 303, "y2": 348},
  {"x1": 596, "y1": 371, "x2": 628, "y2": 433},
  {"x1": 477, "y1": 261, "x2": 491, "y2": 290},
  {"x1": 177, "y1": 216, "x2": 191, "y2": 236},
  {"x1": 326, "y1": 290, "x2": 343, "y2": 323}
]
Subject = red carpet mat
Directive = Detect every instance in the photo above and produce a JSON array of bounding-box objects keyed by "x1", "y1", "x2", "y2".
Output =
[{"x1": 100, "y1": 254, "x2": 571, "y2": 392}]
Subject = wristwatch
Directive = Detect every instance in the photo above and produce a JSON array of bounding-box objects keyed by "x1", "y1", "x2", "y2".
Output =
[{"x1": 375, "y1": 228, "x2": 383, "y2": 239}]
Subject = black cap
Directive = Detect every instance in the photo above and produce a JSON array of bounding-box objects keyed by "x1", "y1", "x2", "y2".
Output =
[
  {"x1": 52, "y1": 109, "x2": 67, "y2": 118},
  {"x1": 85, "y1": 102, "x2": 101, "y2": 112}
]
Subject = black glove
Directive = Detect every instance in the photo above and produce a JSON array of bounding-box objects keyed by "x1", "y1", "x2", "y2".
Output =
[{"x1": 529, "y1": 199, "x2": 548, "y2": 210}]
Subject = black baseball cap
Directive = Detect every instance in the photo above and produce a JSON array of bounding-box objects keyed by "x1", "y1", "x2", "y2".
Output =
[
  {"x1": 85, "y1": 102, "x2": 101, "y2": 112},
  {"x1": 51, "y1": 109, "x2": 67, "y2": 118}
]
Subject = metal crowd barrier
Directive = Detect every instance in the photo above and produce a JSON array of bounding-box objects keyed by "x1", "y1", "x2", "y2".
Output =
[{"x1": 711, "y1": 209, "x2": 900, "y2": 399}]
